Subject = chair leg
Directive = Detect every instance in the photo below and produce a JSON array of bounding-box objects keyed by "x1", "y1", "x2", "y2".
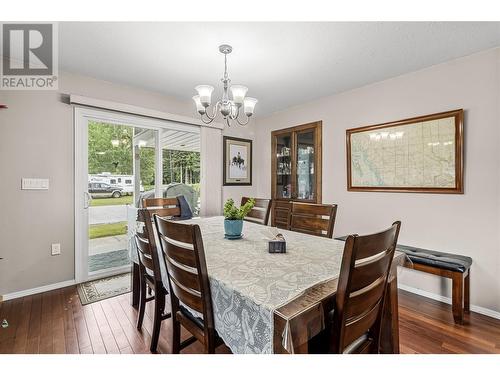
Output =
[
  {"x1": 150, "y1": 291, "x2": 165, "y2": 353},
  {"x1": 136, "y1": 273, "x2": 147, "y2": 330},
  {"x1": 464, "y1": 270, "x2": 470, "y2": 313},
  {"x1": 172, "y1": 317, "x2": 181, "y2": 354},
  {"x1": 205, "y1": 335, "x2": 216, "y2": 354},
  {"x1": 452, "y1": 272, "x2": 464, "y2": 324},
  {"x1": 131, "y1": 263, "x2": 140, "y2": 307}
]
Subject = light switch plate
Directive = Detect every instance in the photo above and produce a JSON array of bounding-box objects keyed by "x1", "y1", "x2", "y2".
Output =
[
  {"x1": 22, "y1": 178, "x2": 49, "y2": 190},
  {"x1": 51, "y1": 243, "x2": 61, "y2": 256}
]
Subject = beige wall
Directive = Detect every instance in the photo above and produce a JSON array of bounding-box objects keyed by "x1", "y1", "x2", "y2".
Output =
[
  {"x1": 0, "y1": 71, "x2": 230, "y2": 296},
  {"x1": 254, "y1": 48, "x2": 500, "y2": 313}
]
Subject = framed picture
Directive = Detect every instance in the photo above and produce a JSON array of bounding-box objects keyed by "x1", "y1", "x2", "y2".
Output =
[
  {"x1": 346, "y1": 109, "x2": 464, "y2": 193},
  {"x1": 223, "y1": 136, "x2": 253, "y2": 186}
]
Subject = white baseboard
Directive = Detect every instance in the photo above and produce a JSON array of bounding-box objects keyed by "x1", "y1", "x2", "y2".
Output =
[
  {"x1": 1, "y1": 279, "x2": 76, "y2": 301},
  {"x1": 398, "y1": 283, "x2": 500, "y2": 320}
]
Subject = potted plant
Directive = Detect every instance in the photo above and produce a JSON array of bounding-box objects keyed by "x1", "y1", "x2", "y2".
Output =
[{"x1": 223, "y1": 198, "x2": 255, "y2": 238}]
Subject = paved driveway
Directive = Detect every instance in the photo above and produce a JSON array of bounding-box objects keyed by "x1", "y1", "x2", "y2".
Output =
[
  {"x1": 89, "y1": 234, "x2": 128, "y2": 255},
  {"x1": 89, "y1": 205, "x2": 128, "y2": 224}
]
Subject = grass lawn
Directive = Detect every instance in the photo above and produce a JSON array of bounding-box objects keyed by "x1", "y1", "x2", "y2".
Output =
[
  {"x1": 89, "y1": 221, "x2": 128, "y2": 239},
  {"x1": 90, "y1": 195, "x2": 133, "y2": 207}
]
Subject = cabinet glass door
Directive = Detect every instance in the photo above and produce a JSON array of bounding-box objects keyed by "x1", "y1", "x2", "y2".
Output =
[
  {"x1": 275, "y1": 133, "x2": 292, "y2": 199},
  {"x1": 296, "y1": 130, "x2": 315, "y2": 200}
]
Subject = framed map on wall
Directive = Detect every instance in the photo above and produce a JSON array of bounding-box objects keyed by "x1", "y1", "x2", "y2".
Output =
[{"x1": 346, "y1": 109, "x2": 464, "y2": 193}]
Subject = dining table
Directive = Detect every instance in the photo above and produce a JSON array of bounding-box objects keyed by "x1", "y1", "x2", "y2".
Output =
[{"x1": 129, "y1": 215, "x2": 406, "y2": 354}]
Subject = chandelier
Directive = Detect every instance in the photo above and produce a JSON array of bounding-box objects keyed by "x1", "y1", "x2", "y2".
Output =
[{"x1": 192, "y1": 44, "x2": 258, "y2": 126}]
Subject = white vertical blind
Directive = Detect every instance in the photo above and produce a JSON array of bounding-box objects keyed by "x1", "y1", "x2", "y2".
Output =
[{"x1": 200, "y1": 126, "x2": 223, "y2": 216}]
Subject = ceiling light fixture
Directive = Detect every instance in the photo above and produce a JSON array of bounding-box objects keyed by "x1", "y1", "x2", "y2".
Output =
[{"x1": 193, "y1": 44, "x2": 258, "y2": 127}]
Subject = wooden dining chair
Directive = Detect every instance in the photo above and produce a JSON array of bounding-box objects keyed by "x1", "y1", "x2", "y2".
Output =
[
  {"x1": 241, "y1": 197, "x2": 272, "y2": 226},
  {"x1": 288, "y1": 202, "x2": 338, "y2": 238},
  {"x1": 270, "y1": 200, "x2": 291, "y2": 229},
  {"x1": 328, "y1": 221, "x2": 401, "y2": 354},
  {"x1": 135, "y1": 208, "x2": 172, "y2": 353},
  {"x1": 142, "y1": 197, "x2": 181, "y2": 215},
  {"x1": 154, "y1": 215, "x2": 223, "y2": 354}
]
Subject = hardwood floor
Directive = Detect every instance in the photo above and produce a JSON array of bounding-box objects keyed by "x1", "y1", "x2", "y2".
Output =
[{"x1": 1, "y1": 287, "x2": 499, "y2": 354}]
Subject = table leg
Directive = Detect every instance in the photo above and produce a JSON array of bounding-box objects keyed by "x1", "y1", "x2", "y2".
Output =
[
  {"x1": 131, "y1": 262, "x2": 140, "y2": 308},
  {"x1": 380, "y1": 272, "x2": 400, "y2": 354}
]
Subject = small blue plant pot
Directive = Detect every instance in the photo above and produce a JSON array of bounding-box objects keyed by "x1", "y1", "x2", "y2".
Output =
[{"x1": 224, "y1": 219, "x2": 243, "y2": 237}]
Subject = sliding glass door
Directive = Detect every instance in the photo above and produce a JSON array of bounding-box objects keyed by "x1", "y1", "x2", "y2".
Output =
[{"x1": 75, "y1": 107, "x2": 201, "y2": 283}]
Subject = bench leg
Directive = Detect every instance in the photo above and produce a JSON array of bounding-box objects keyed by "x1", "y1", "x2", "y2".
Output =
[
  {"x1": 464, "y1": 269, "x2": 470, "y2": 313},
  {"x1": 452, "y1": 272, "x2": 464, "y2": 324}
]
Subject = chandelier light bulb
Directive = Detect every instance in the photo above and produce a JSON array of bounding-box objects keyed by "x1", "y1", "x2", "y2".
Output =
[
  {"x1": 230, "y1": 85, "x2": 248, "y2": 106},
  {"x1": 194, "y1": 85, "x2": 214, "y2": 107},
  {"x1": 243, "y1": 97, "x2": 258, "y2": 116},
  {"x1": 192, "y1": 95, "x2": 206, "y2": 114}
]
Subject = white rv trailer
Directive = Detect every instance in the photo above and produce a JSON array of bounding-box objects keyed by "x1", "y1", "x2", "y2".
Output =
[{"x1": 88, "y1": 173, "x2": 144, "y2": 194}]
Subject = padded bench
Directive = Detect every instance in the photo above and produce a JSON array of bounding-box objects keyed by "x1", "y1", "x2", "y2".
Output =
[
  {"x1": 336, "y1": 237, "x2": 472, "y2": 324},
  {"x1": 397, "y1": 245, "x2": 472, "y2": 324}
]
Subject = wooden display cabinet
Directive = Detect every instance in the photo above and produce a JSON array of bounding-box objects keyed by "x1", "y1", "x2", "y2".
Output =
[{"x1": 271, "y1": 121, "x2": 322, "y2": 226}]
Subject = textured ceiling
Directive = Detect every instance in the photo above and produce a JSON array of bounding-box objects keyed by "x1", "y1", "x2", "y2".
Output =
[{"x1": 59, "y1": 22, "x2": 500, "y2": 116}]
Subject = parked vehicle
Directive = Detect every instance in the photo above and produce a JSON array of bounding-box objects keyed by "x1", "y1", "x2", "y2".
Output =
[
  {"x1": 88, "y1": 182, "x2": 123, "y2": 198},
  {"x1": 89, "y1": 173, "x2": 144, "y2": 194}
]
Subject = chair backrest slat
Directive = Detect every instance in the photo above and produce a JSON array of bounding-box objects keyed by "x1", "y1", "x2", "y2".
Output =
[
  {"x1": 349, "y1": 253, "x2": 394, "y2": 291},
  {"x1": 135, "y1": 235, "x2": 155, "y2": 271},
  {"x1": 288, "y1": 202, "x2": 338, "y2": 238},
  {"x1": 154, "y1": 216, "x2": 214, "y2": 327},
  {"x1": 241, "y1": 197, "x2": 271, "y2": 226},
  {"x1": 163, "y1": 254, "x2": 202, "y2": 293},
  {"x1": 343, "y1": 302, "x2": 381, "y2": 346},
  {"x1": 163, "y1": 242, "x2": 197, "y2": 268},
  {"x1": 271, "y1": 200, "x2": 291, "y2": 229},
  {"x1": 168, "y1": 276, "x2": 204, "y2": 312},
  {"x1": 142, "y1": 197, "x2": 181, "y2": 217},
  {"x1": 330, "y1": 221, "x2": 401, "y2": 354},
  {"x1": 345, "y1": 276, "x2": 387, "y2": 320}
]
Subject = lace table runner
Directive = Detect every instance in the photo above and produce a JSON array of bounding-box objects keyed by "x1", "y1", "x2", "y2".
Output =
[{"x1": 181, "y1": 216, "x2": 346, "y2": 354}]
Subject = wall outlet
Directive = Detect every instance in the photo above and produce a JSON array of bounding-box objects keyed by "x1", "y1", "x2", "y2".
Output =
[{"x1": 51, "y1": 243, "x2": 61, "y2": 256}]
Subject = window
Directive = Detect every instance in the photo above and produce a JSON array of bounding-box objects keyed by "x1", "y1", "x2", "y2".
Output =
[
  {"x1": 110, "y1": 179, "x2": 116, "y2": 184},
  {"x1": 125, "y1": 179, "x2": 132, "y2": 184}
]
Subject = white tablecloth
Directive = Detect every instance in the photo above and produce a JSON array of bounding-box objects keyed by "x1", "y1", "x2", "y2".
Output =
[{"x1": 130, "y1": 215, "x2": 346, "y2": 354}]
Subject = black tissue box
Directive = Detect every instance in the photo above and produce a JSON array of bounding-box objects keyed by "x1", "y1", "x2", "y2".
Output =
[{"x1": 268, "y1": 234, "x2": 286, "y2": 253}]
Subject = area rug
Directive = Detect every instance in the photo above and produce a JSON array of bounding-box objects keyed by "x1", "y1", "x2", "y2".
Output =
[{"x1": 77, "y1": 273, "x2": 131, "y2": 305}]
